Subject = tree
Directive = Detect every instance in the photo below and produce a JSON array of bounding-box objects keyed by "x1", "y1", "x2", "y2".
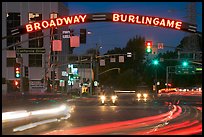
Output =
[{"x1": 99, "y1": 35, "x2": 147, "y2": 89}]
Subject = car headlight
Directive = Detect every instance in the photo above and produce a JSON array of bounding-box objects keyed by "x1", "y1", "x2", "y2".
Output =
[
  {"x1": 100, "y1": 95, "x2": 106, "y2": 100},
  {"x1": 143, "y1": 93, "x2": 148, "y2": 98},
  {"x1": 111, "y1": 95, "x2": 117, "y2": 100},
  {"x1": 137, "y1": 93, "x2": 142, "y2": 98}
]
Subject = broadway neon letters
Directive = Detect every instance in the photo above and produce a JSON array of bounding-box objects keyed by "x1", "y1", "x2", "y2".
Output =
[{"x1": 26, "y1": 14, "x2": 87, "y2": 32}]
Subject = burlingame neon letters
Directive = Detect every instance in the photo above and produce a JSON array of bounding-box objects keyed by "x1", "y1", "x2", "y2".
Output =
[
  {"x1": 112, "y1": 13, "x2": 182, "y2": 30},
  {"x1": 26, "y1": 14, "x2": 87, "y2": 32}
]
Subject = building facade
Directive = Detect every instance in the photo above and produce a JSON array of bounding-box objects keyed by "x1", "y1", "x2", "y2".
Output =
[{"x1": 2, "y1": 2, "x2": 71, "y2": 94}]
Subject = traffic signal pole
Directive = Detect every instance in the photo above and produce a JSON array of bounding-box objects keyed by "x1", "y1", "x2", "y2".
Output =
[
  {"x1": 155, "y1": 67, "x2": 158, "y2": 93},
  {"x1": 90, "y1": 56, "x2": 93, "y2": 95},
  {"x1": 166, "y1": 66, "x2": 168, "y2": 89},
  {"x1": 50, "y1": 27, "x2": 56, "y2": 93},
  {"x1": 20, "y1": 56, "x2": 23, "y2": 93}
]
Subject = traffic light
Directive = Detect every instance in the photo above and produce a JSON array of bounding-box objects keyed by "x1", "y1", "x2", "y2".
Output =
[
  {"x1": 182, "y1": 61, "x2": 188, "y2": 67},
  {"x1": 145, "y1": 41, "x2": 153, "y2": 53},
  {"x1": 14, "y1": 63, "x2": 21, "y2": 78},
  {"x1": 153, "y1": 59, "x2": 159, "y2": 65},
  {"x1": 80, "y1": 29, "x2": 86, "y2": 44},
  {"x1": 51, "y1": 71, "x2": 56, "y2": 80}
]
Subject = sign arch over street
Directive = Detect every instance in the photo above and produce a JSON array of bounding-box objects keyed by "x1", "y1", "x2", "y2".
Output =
[{"x1": 10, "y1": 12, "x2": 198, "y2": 36}]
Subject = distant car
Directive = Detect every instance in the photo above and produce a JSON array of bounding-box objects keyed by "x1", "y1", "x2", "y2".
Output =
[
  {"x1": 99, "y1": 91, "x2": 118, "y2": 105},
  {"x1": 134, "y1": 92, "x2": 150, "y2": 102},
  {"x1": 133, "y1": 86, "x2": 154, "y2": 102},
  {"x1": 133, "y1": 87, "x2": 155, "y2": 102}
]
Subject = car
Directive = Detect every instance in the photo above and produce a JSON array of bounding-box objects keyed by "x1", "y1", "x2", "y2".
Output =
[
  {"x1": 133, "y1": 86, "x2": 154, "y2": 102},
  {"x1": 99, "y1": 91, "x2": 118, "y2": 105},
  {"x1": 134, "y1": 92, "x2": 149, "y2": 102}
]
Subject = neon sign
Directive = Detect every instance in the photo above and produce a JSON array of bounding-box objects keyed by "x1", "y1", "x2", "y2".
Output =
[
  {"x1": 112, "y1": 13, "x2": 182, "y2": 30},
  {"x1": 26, "y1": 14, "x2": 87, "y2": 32},
  {"x1": 11, "y1": 13, "x2": 196, "y2": 36}
]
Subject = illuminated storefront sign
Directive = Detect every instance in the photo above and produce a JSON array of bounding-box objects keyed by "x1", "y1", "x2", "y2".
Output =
[
  {"x1": 112, "y1": 13, "x2": 182, "y2": 30},
  {"x1": 11, "y1": 13, "x2": 197, "y2": 36}
]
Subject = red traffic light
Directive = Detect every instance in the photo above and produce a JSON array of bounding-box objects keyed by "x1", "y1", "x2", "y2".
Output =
[{"x1": 145, "y1": 41, "x2": 153, "y2": 47}]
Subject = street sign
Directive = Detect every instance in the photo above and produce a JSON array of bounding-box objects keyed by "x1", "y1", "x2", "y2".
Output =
[
  {"x1": 195, "y1": 67, "x2": 202, "y2": 71},
  {"x1": 62, "y1": 31, "x2": 70, "y2": 38},
  {"x1": 16, "y1": 48, "x2": 46, "y2": 54},
  {"x1": 175, "y1": 65, "x2": 195, "y2": 75},
  {"x1": 119, "y1": 56, "x2": 124, "y2": 63},
  {"x1": 100, "y1": 59, "x2": 105, "y2": 66},
  {"x1": 158, "y1": 43, "x2": 163, "y2": 49},
  {"x1": 59, "y1": 80, "x2": 65, "y2": 87},
  {"x1": 127, "y1": 52, "x2": 132, "y2": 57}
]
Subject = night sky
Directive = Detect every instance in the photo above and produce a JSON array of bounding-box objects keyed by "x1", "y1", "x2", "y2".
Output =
[{"x1": 64, "y1": 2, "x2": 202, "y2": 55}]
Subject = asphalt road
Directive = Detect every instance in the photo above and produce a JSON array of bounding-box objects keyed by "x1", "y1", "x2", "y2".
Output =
[{"x1": 2, "y1": 92, "x2": 202, "y2": 135}]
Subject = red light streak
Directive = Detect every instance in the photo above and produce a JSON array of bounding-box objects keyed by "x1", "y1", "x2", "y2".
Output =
[
  {"x1": 42, "y1": 105, "x2": 179, "y2": 135},
  {"x1": 42, "y1": 105, "x2": 201, "y2": 135},
  {"x1": 163, "y1": 123, "x2": 202, "y2": 135}
]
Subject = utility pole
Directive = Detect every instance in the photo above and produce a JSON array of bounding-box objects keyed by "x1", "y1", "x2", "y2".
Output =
[
  {"x1": 95, "y1": 44, "x2": 102, "y2": 82},
  {"x1": 20, "y1": 55, "x2": 23, "y2": 93},
  {"x1": 155, "y1": 67, "x2": 157, "y2": 93},
  {"x1": 166, "y1": 66, "x2": 175, "y2": 89},
  {"x1": 90, "y1": 56, "x2": 93, "y2": 95},
  {"x1": 166, "y1": 66, "x2": 168, "y2": 89},
  {"x1": 50, "y1": 27, "x2": 55, "y2": 93}
]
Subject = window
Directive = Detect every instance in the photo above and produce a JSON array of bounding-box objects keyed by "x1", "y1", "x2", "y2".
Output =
[
  {"x1": 50, "y1": 12, "x2": 58, "y2": 19},
  {"x1": 29, "y1": 12, "x2": 42, "y2": 23},
  {"x1": 28, "y1": 13, "x2": 43, "y2": 67},
  {"x1": 29, "y1": 54, "x2": 42, "y2": 67},
  {"x1": 2, "y1": 78, "x2": 6, "y2": 84},
  {"x1": 28, "y1": 12, "x2": 43, "y2": 48},
  {"x1": 7, "y1": 58, "x2": 16, "y2": 67},
  {"x1": 6, "y1": 12, "x2": 21, "y2": 50},
  {"x1": 50, "y1": 13, "x2": 58, "y2": 39},
  {"x1": 50, "y1": 13, "x2": 59, "y2": 63},
  {"x1": 29, "y1": 31, "x2": 43, "y2": 48}
]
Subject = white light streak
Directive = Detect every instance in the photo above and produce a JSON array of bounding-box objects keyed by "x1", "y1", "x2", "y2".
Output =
[{"x1": 2, "y1": 110, "x2": 30, "y2": 122}]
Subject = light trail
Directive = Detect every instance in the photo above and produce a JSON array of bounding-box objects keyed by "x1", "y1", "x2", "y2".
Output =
[
  {"x1": 42, "y1": 105, "x2": 180, "y2": 135},
  {"x1": 42, "y1": 105, "x2": 202, "y2": 135}
]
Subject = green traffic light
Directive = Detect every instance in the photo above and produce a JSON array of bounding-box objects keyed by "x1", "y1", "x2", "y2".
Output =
[
  {"x1": 146, "y1": 48, "x2": 151, "y2": 53},
  {"x1": 182, "y1": 61, "x2": 188, "y2": 67},
  {"x1": 16, "y1": 74, "x2": 20, "y2": 78},
  {"x1": 153, "y1": 60, "x2": 159, "y2": 65}
]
